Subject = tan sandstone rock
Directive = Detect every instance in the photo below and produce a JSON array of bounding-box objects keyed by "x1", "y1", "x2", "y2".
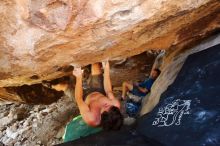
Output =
[{"x1": 0, "y1": 0, "x2": 219, "y2": 103}]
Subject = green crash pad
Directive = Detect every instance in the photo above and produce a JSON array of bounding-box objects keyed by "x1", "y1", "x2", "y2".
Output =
[{"x1": 63, "y1": 115, "x2": 102, "y2": 142}]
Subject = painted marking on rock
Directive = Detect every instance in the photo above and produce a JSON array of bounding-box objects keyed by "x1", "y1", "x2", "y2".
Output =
[{"x1": 152, "y1": 99, "x2": 191, "y2": 127}]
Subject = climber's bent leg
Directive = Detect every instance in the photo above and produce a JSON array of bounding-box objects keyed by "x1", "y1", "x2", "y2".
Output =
[
  {"x1": 91, "y1": 63, "x2": 102, "y2": 75},
  {"x1": 122, "y1": 81, "x2": 133, "y2": 100}
]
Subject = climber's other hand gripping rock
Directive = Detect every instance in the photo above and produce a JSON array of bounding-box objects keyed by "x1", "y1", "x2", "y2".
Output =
[{"x1": 73, "y1": 67, "x2": 83, "y2": 77}]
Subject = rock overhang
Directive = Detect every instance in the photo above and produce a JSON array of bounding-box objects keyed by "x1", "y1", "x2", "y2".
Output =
[{"x1": 0, "y1": 0, "x2": 220, "y2": 103}]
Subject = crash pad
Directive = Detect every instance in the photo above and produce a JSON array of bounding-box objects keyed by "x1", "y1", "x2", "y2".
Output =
[
  {"x1": 60, "y1": 125, "x2": 162, "y2": 146},
  {"x1": 63, "y1": 115, "x2": 102, "y2": 142}
]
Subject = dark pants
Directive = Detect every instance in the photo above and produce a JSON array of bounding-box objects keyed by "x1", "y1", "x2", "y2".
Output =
[{"x1": 83, "y1": 74, "x2": 105, "y2": 100}]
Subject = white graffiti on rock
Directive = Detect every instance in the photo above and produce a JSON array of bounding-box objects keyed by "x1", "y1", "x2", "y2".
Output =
[{"x1": 152, "y1": 99, "x2": 191, "y2": 127}]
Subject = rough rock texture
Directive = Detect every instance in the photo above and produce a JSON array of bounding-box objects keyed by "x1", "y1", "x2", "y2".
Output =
[
  {"x1": 141, "y1": 33, "x2": 220, "y2": 115},
  {"x1": 0, "y1": 51, "x2": 157, "y2": 104},
  {"x1": 0, "y1": 0, "x2": 220, "y2": 103},
  {"x1": 0, "y1": 96, "x2": 78, "y2": 146}
]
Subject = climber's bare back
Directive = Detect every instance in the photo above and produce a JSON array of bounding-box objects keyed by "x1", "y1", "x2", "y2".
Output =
[
  {"x1": 85, "y1": 92, "x2": 120, "y2": 114},
  {"x1": 80, "y1": 91, "x2": 119, "y2": 126}
]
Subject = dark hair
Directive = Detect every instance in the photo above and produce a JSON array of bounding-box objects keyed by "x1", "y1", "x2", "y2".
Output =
[
  {"x1": 154, "y1": 68, "x2": 161, "y2": 76},
  {"x1": 100, "y1": 106, "x2": 123, "y2": 131}
]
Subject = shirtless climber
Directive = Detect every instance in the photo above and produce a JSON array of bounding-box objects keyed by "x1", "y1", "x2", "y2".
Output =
[
  {"x1": 72, "y1": 62, "x2": 123, "y2": 130},
  {"x1": 43, "y1": 62, "x2": 123, "y2": 130}
]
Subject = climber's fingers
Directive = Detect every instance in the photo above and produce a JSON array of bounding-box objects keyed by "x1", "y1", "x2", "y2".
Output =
[
  {"x1": 72, "y1": 67, "x2": 84, "y2": 77},
  {"x1": 102, "y1": 59, "x2": 109, "y2": 68}
]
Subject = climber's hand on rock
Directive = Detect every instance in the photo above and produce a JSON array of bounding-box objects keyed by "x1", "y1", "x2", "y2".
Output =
[
  {"x1": 102, "y1": 60, "x2": 109, "y2": 69},
  {"x1": 73, "y1": 67, "x2": 83, "y2": 77}
]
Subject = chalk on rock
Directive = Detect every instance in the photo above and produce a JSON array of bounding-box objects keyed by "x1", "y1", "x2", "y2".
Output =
[
  {"x1": 6, "y1": 128, "x2": 18, "y2": 139},
  {"x1": 14, "y1": 142, "x2": 21, "y2": 146},
  {"x1": 23, "y1": 120, "x2": 30, "y2": 127},
  {"x1": 33, "y1": 123, "x2": 38, "y2": 128},
  {"x1": 36, "y1": 140, "x2": 42, "y2": 144}
]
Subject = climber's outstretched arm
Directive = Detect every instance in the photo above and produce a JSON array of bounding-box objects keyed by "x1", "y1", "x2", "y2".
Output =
[
  {"x1": 73, "y1": 68, "x2": 98, "y2": 125},
  {"x1": 103, "y1": 61, "x2": 114, "y2": 99},
  {"x1": 103, "y1": 61, "x2": 120, "y2": 108},
  {"x1": 73, "y1": 68, "x2": 84, "y2": 106}
]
